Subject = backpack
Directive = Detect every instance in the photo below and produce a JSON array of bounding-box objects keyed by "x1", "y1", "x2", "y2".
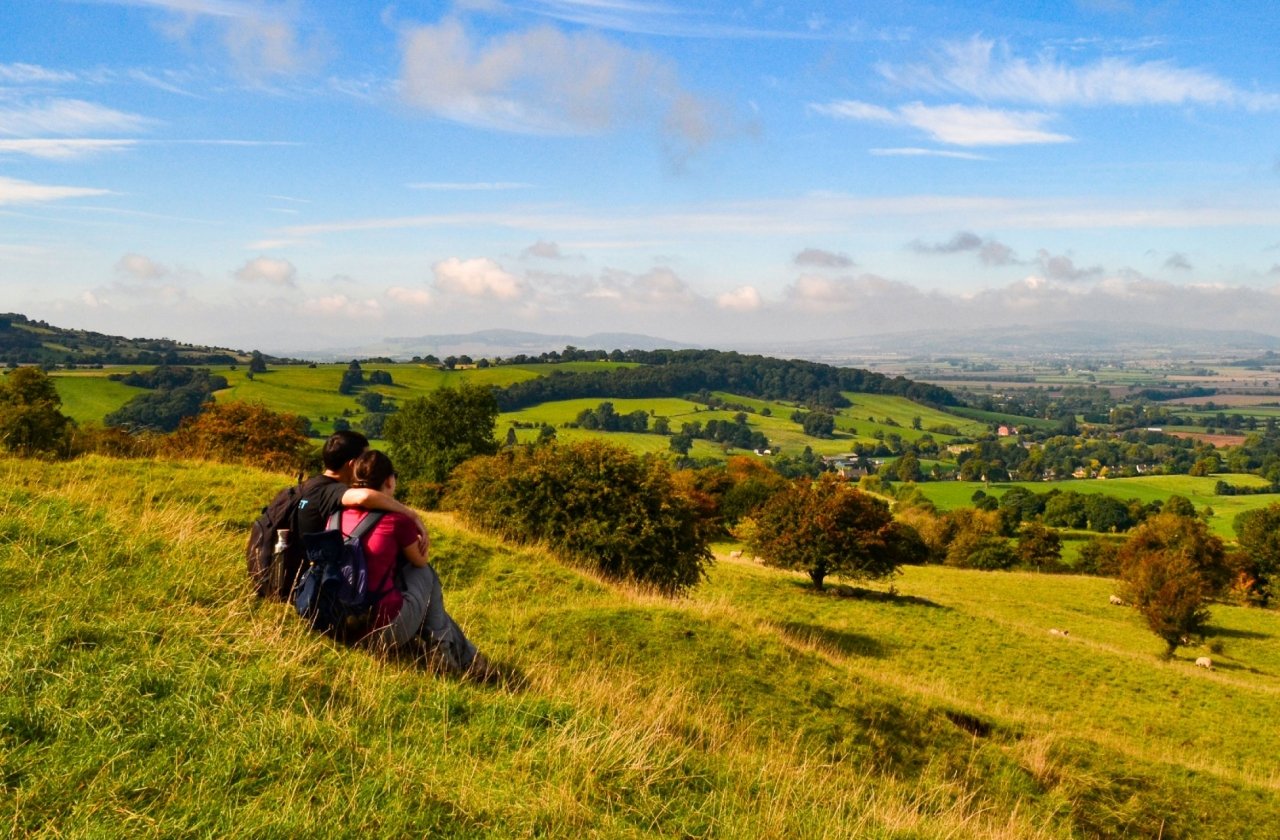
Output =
[
  {"x1": 292, "y1": 510, "x2": 387, "y2": 638},
  {"x1": 246, "y1": 483, "x2": 304, "y2": 600}
]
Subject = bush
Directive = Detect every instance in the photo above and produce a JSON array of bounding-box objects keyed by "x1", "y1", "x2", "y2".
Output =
[
  {"x1": 447, "y1": 440, "x2": 713, "y2": 594},
  {"x1": 165, "y1": 401, "x2": 311, "y2": 473},
  {"x1": 386, "y1": 383, "x2": 499, "y2": 487}
]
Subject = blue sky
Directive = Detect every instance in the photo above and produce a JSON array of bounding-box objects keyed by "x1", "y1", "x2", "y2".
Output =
[{"x1": 2, "y1": 0, "x2": 1279, "y2": 353}]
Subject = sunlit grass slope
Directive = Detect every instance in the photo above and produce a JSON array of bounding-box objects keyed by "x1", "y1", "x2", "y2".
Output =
[{"x1": 4, "y1": 456, "x2": 1280, "y2": 837}]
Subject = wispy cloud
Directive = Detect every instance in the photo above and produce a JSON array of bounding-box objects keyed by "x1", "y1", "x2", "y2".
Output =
[
  {"x1": 0, "y1": 138, "x2": 138, "y2": 159},
  {"x1": 910, "y1": 231, "x2": 1019, "y2": 265},
  {"x1": 0, "y1": 176, "x2": 111, "y2": 205},
  {"x1": 234, "y1": 256, "x2": 298, "y2": 286},
  {"x1": 794, "y1": 248, "x2": 854, "y2": 268},
  {"x1": 716, "y1": 285, "x2": 763, "y2": 311},
  {"x1": 408, "y1": 181, "x2": 533, "y2": 191},
  {"x1": 878, "y1": 36, "x2": 1280, "y2": 110},
  {"x1": 870, "y1": 147, "x2": 990, "y2": 160},
  {"x1": 811, "y1": 100, "x2": 1072, "y2": 146},
  {"x1": 0, "y1": 99, "x2": 156, "y2": 136}
]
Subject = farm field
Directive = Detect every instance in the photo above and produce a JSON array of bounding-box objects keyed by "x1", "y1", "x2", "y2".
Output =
[
  {"x1": 3, "y1": 455, "x2": 1279, "y2": 838},
  {"x1": 911, "y1": 474, "x2": 1277, "y2": 538}
]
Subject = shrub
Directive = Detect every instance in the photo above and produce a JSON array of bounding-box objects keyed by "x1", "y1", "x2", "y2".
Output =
[
  {"x1": 447, "y1": 440, "x2": 713, "y2": 594},
  {"x1": 165, "y1": 401, "x2": 310, "y2": 473}
]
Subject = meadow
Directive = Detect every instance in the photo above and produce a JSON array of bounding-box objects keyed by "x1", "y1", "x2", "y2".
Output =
[
  {"x1": 911, "y1": 474, "x2": 1277, "y2": 539},
  {"x1": 3, "y1": 455, "x2": 1279, "y2": 838}
]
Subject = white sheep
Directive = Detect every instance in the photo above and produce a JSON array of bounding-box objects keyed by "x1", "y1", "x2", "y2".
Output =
[
  {"x1": 1049, "y1": 628, "x2": 1069, "y2": 637},
  {"x1": 1195, "y1": 656, "x2": 1213, "y2": 670},
  {"x1": 1108, "y1": 594, "x2": 1127, "y2": 606},
  {"x1": 728, "y1": 550, "x2": 743, "y2": 559}
]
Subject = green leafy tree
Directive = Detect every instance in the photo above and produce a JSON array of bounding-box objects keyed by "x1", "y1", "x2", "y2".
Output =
[
  {"x1": 1233, "y1": 503, "x2": 1280, "y2": 601},
  {"x1": 0, "y1": 367, "x2": 72, "y2": 456},
  {"x1": 749, "y1": 474, "x2": 915, "y2": 589},
  {"x1": 248, "y1": 350, "x2": 267, "y2": 374},
  {"x1": 801, "y1": 411, "x2": 836, "y2": 438},
  {"x1": 894, "y1": 452, "x2": 921, "y2": 482},
  {"x1": 1016, "y1": 522, "x2": 1063, "y2": 571},
  {"x1": 385, "y1": 382, "x2": 499, "y2": 484}
]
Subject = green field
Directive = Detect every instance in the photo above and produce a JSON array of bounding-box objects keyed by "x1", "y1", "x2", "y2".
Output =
[
  {"x1": 3, "y1": 455, "x2": 1279, "y2": 837},
  {"x1": 51, "y1": 371, "x2": 147, "y2": 421},
  {"x1": 912, "y1": 474, "x2": 1277, "y2": 538}
]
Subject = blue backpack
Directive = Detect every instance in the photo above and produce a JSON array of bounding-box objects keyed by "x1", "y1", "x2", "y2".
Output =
[{"x1": 292, "y1": 510, "x2": 387, "y2": 638}]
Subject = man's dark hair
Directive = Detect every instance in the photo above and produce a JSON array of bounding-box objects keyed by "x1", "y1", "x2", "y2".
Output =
[{"x1": 323, "y1": 430, "x2": 370, "y2": 471}]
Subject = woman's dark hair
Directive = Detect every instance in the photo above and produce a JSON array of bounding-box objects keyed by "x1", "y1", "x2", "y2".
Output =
[{"x1": 351, "y1": 449, "x2": 396, "y2": 490}]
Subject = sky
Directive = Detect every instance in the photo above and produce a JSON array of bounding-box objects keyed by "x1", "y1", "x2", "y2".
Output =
[{"x1": 2, "y1": 0, "x2": 1279, "y2": 354}]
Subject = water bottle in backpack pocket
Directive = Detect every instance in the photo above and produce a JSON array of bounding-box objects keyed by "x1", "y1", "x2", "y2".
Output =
[{"x1": 292, "y1": 510, "x2": 384, "y2": 638}]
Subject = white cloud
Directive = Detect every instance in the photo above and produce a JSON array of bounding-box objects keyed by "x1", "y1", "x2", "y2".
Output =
[
  {"x1": 794, "y1": 247, "x2": 854, "y2": 268},
  {"x1": 716, "y1": 285, "x2": 763, "y2": 311},
  {"x1": 879, "y1": 36, "x2": 1279, "y2": 110},
  {"x1": 869, "y1": 147, "x2": 990, "y2": 160},
  {"x1": 0, "y1": 63, "x2": 78, "y2": 84},
  {"x1": 1035, "y1": 249, "x2": 1103, "y2": 281},
  {"x1": 234, "y1": 256, "x2": 298, "y2": 286},
  {"x1": 433, "y1": 256, "x2": 525, "y2": 300},
  {"x1": 0, "y1": 138, "x2": 137, "y2": 160},
  {"x1": 0, "y1": 176, "x2": 111, "y2": 205},
  {"x1": 115, "y1": 252, "x2": 169, "y2": 281},
  {"x1": 399, "y1": 18, "x2": 717, "y2": 154},
  {"x1": 588, "y1": 266, "x2": 696, "y2": 309},
  {"x1": 302, "y1": 293, "x2": 383, "y2": 318},
  {"x1": 0, "y1": 99, "x2": 154, "y2": 136},
  {"x1": 387, "y1": 286, "x2": 433, "y2": 307},
  {"x1": 522, "y1": 240, "x2": 565, "y2": 259}
]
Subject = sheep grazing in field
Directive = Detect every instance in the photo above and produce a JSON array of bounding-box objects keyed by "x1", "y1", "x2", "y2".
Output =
[
  {"x1": 728, "y1": 550, "x2": 743, "y2": 559},
  {"x1": 1049, "y1": 628, "x2": 1069, "y2": 637},
  {"x1": 1108, "y1": 594, "x2": 1128, "y2": 606},
  {"x1": 1195, "y1": 657, "x2": 1214, "y2": 670}
]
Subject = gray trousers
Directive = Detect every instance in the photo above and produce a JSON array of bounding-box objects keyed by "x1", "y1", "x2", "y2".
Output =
[{"x1": 369, "y1": 563, "x2": 477, "y2": 671}]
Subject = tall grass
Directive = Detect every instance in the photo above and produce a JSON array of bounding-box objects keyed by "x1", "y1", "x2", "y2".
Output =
[{"x1": 3, "y1": 456, "x2": 1279, "y2": 837}]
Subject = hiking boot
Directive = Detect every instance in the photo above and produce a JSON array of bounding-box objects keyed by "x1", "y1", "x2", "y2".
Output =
[{"x1": 463, "y1": 652, "x2": 502, "y2": 685}]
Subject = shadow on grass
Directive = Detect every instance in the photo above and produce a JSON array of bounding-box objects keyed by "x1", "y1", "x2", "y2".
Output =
[
  {"x1": 1204, "y1": 625, "x2": 1271, "y2": 641},
  {"x1": 784, "y1": 579, "x2": 947, "y2": 609},
  {"x1": 775, "y1": 621, "x2": 887, "y2": 658}
]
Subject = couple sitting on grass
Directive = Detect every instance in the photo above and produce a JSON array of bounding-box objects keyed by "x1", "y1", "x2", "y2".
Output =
[{"x1": 299, "y1": 430, "x2": 495, "y2": 682}]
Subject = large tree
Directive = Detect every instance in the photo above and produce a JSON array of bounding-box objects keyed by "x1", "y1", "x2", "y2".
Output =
[
  {"x1": 385, "y1": 382, "x2": 499, "y2": 484},
  {"x1": 749, "y1": 474, "x2": 920, "y2": 590},
  {"x1": 1118, "y1": 512, "x2": 1227, "y2": 656},
  {"x1": 1233, "y1": 503, "x2": 1280, "y2": 602},
  {"x1": 0, "y1": 367, "x2": 72, "y2": 456}
]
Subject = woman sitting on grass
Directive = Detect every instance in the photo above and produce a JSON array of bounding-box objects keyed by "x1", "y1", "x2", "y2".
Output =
[{"x1": 344, "y1": 449, "x2": 494, "y2": 680}]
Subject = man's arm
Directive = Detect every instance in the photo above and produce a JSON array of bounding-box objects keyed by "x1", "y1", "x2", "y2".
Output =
[{"x1": 341, "y1": 487, "x2": 429, "y2": 551}]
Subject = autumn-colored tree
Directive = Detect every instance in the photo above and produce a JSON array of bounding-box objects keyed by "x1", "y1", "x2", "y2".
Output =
[
  {"x1": 943, "y1": 508, "x2": 1016, "y2": 570},
  {"x1": 1016, "y1": 521, "x2": 1063, "y2": 571},
  {"x1": 749, "y1": 474, "x2": 919, "y2": 589},
  {"x1": 1233, "y1": 503, "x2": 1280, "y2": 602},
  {"x1": 1118, "y1": 512, "x2": 1227, "y2": 656},
  {"x1": 166, "y1": 400, "x2": 310, "y2": 473},
  {"x1": 0, "y1": 367, "x2": 72, "y2": 457}
]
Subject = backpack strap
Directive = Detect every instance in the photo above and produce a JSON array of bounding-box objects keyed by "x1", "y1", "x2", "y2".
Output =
[{"x1": 348, "y1": 510, "x2": 384, "y2": 542}]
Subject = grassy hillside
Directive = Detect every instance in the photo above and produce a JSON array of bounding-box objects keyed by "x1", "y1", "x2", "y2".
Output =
[
  {"x1": 51, "y1": 364, "x2": 984, "y2": 458},
  {"x1": 3, "y1": 455, "x2": 1279, "y2": 837}
]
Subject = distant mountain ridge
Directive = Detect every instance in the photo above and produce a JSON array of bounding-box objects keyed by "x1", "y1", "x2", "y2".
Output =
[{"x1": 287, "y1": 329, "x2": 699, "y2": 361}]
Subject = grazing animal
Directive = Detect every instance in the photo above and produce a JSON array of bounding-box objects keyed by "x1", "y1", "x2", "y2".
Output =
[
  {"x1": 1049, "y1": 628, "x2": 1069, "y2": 637},
  {"x1": 1108, "y1": 594, "x2": 1127, "y2": 606},
  {"x1": 1195, "y1": 657, "x2": 1213, "y2": 670},
  {"x1": 728, "y1": 550, "x2": 743, "y2": 559}
]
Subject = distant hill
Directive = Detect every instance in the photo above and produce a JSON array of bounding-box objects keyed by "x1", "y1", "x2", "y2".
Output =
[
  {"x1": 287, "y1": 329, "x2": 699, "y2": 362},
  {"x1": 0, "y1": 313, "x2": 270, "y2": 367},
  {"x1": 744, "y1": 321, "x2": 1280, "y2": 363}
]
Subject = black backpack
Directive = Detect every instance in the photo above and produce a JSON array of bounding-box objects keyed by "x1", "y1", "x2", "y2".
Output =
[
  {"x1": 246, "y1": 483, "x2": 304, "y2": 600},
  {"x1": 292, "y1": 510, "x2": 387, "y2": 638}
]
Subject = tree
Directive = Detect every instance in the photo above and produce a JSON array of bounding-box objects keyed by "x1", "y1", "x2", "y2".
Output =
[
  {"x1": 749, "y1": 474, "x2": 915, "y2": 590},
  {"x1": 248, "y1": 350, "x2": 267, "y2": 374},
  {"x1": 338, "y1": 360, "x2": 364, "y2": 395},
  {"x1": 1118, "y1": 513, "x2": 1227, "y2": 656},
  {"x1": 943, "y1": 508, "x2": 1015, "y2": 570},
  {"x1": 385, "y1": 382, "x2": 499, "y2": 484},
  {"x1": 1016, "y1": 522, "x2": 1063, "y2": 571},
  {"x1": 1233, "y1": 503, "x2": 1280, "y2": 601},
  {"x1": 0, "y1": 367, "x2": 72, "y2": 456},
  {"x1": 801, "y1": 411, "x2": 836, "y2": 438},
  {"x1": 894, "y1": 452, "x2": 921, "y2": 482}
]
